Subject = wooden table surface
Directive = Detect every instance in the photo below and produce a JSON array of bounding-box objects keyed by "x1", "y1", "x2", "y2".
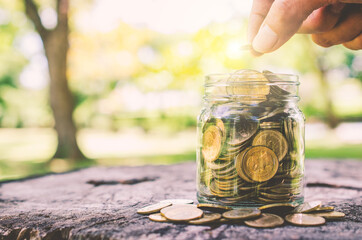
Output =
[{"x1": 0, "y1": 160, "x2": 361, "y2": 240}]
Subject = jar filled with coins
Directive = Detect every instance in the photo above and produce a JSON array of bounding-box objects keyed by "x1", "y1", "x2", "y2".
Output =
[{"x1": 197, "y1": 69, "x2": 305, "y2": 207}]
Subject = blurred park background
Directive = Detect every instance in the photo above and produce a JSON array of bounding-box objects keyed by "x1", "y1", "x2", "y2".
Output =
[{"x1": 0, "y1": 0, "x2": 361, "y2": 181}]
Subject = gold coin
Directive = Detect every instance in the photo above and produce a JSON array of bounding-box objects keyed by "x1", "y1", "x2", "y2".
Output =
[
  {"x1": 217, "y1": 184, "x2": 239, "y2": 192},
  {"x1": 197, "y1": 203, "x2": 232, "y2": 212},
  {"x1": 218, "y1": 218, "x2": 230, "y2": 223},
  {"x1": 252, "y1": 130, "x2": 288, "y2": 161},
  {"x1": 259, "y1": 203, "x2": 297, "y2": 213},
  {"x1": 257, "y1": 196, "x2": 291, "y2": 204},
  {"x1": 244, "y1": 213, "x2": 284, "y2": 228},
  {"x1": 213, "y1": 178, "x2": 243, "y2": 187},
  {"x1": 227, "y1": 69, "x2": 270, "y2": 102},
  {"x1": 218, "y1": 192, "x2": 256, "y2": 204},
  {"x1": 201, "y1": 170, "x2": 213, "y2": 187},
  {"x1": 270, "y1": 187, "x2": 302, "y2": 195},
  {"x1": 160, "y1": 204, "x2": 189, "y2": 216},
  {"x1": 159, "y1": 199, "x2": 194, "y2": 205},
  {"x1": 260, "y1": 122, "x2": 281, "y2": 129},
  {"x1": 277, "y1": 159, "x2": 297, "y2": 174},
  {"x1": 228, "y1": 116, "x2": 258, "y2": 146},
  {"x1": 294, "y1": 201, "x2": 322, "y2": 213},
  {"x1": 310, "y1": 206, "x2": 334, "y2": 212},
  {"x1": 188, "y1": 213, "x2": 222, "y2": 225},
  {"x1": 226, "y1": 145, "x2": 244, "y2": 153},
  {"x1": 285, "y1": 213, "x2": 325, "y2": 226},
  {"x1": 206, "y1": 161, "x2": 232, "y2": 170},
  {"x1": 222, "y1": 208, "x2": 261, "y2": 220},
  {"x1": 235, "y1": 148, "x2": 254, "y2": 182},
  {"x1": 212, "y1": 165, "x2": 235, "y2": 175},
  {"x1": 262, "y1": 70, "x2": 291, "y2": 95},
  {"x1": 202, "y1": 125, "x2": 223, "y2": 162},
  {"x1": 209, "y1": 181, "x2": 237, "y2": 197},
  {"x1": 260, "y1": 192, "x2": 292, "y2": 200},
  {"x1": 257, "y1": 179, "x2": 284, "y2": 190},
  {"x1": 239, "y1": 146, "x2": 279, "y2": 182},
  {"x1": 215, "y1": 118, "x2": 226, "y2": 137},
  {"x1": 161, "y1": 205, "x2": 203, "y2": 222},
  {"x1": 149, "y1": 213, "x2": 169, "y2": 222},
  {"x1": 137, "y1": 202, "x2": 172, "y2": 214},
  {"x1": 213, "y1": 171, "x2": 239, "y2": 180},
  {"x1": 219, "y1": 156, "x2": 236, "y2": 161},
  {"x1": 309, "y1": 211, "x2": 345, "y2": 220}
]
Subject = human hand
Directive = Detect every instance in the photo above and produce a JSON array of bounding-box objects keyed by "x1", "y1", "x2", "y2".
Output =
[{"x1": 248, "y1": 0, "x2": 362, "y2": 54}]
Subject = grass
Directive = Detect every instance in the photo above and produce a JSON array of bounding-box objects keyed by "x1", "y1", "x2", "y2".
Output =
[
  {"x1": 306, "y1": 145, "x2": 362, "y2": 159},
  {"x1": 0, "y1": 127, "x2": 361, "y2": 181}
]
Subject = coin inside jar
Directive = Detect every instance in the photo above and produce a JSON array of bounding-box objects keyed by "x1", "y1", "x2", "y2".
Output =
[
  {"x1": 197, "y1": 70, "x2": 305, "y2": 207},
  {"x1": 252, "y1": 130, "x2": 288, "y2": 161},
  {"x1": 227, "y1": 69, "x2": 270, "y2": 102},
  {"x1": 259, "y1": 203, "x2": 297, "y2": 214},
  {"x1": 244, "y1": 213, "x2": 284, "y2": 228},
  {"x1": 227, "y1": 115, "x2": 259, "y2": 146},
  {"x1": 197, "y1": 203, "x2": 232, "y2": 212},
  {"x1": 202, "y1": 125, "x2": 223, "y2": 162},
  {"x1": 236, "y1": 146, "x2": 279, "y2": 182}
]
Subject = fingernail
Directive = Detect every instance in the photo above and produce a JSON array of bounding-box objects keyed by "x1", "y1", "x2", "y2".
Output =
[{"x1": 252, "y1": 24, "x2": 278, "y2": 53}]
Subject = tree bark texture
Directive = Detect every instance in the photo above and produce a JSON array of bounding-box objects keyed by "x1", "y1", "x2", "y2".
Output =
[
  {"x1": 24, "y1": 0, "x2": 84, "y2": 160},
  {"x1": 0, "y1": 160, "x2": 361, "y2": 240}
]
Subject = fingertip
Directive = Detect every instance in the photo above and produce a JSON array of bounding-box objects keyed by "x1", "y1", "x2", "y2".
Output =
[{"x1": 252, "y1": 24, "x2": 279, "y2": 53}]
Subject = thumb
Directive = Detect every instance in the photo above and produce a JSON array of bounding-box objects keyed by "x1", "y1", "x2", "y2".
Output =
[{"x1": 252, "y1": 0, "x2": 339, "y2": 53}]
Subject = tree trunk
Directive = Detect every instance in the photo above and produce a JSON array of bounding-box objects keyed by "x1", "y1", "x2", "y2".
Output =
[
  {"x1": 24, "y1": 0, "x2": 85, "y2": 160},
  {"x1": 44, "y1": 32, "x2": 84, "y2": 160}
]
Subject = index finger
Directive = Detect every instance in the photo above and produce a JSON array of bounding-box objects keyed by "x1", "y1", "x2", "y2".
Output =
[{"x1": 247, "y1": 0, "x2": 274, "y2": 43}]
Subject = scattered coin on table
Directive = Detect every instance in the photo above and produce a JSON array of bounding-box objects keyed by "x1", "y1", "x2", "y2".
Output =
[
  {"x1": 137, "y1": 202, "x2": 172, "y2": 214},
  {"x1": 161, "y1": 205, "x2": 203, "y2": 222},
  {"x1": 222, "y1": 208, "x2": 261, "y2": 220},
  {"x1": 137, "y1": 199, "x2": 345, "y2": 228},
  {"x1": 188, "y1": 213, "x2": 222, "y2": 225},
  {"x1": 309, "y1": 211, "x2": 345, "y2": 220},
  {"x1": 294, "y1": 201, "x2": 322, "y2": 213},
  {"x1": 244, "y1": 213, "x2": 284, "y2": 228},
  {"x1": 197, "y1": 203, "x2": 232, "y2": 212},
  {"x1": 310, "y1": 206, "x2": 334, "y2": 212},
  {"x1": 149, "y1": 213, "x2": 169, "y2": 222},
  {"x1": 285, "y1": 213, "x2": 325, "y2": 226}
]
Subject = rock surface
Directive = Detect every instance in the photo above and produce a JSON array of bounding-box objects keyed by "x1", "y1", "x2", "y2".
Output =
[{"x1": 0, "y1": 160, "x2": 361, "y2": 240}]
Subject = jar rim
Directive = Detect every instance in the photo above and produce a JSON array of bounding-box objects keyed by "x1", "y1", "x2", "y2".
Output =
[{"x1": 206, "y1": 71, "x2": 299, "y2": 85}]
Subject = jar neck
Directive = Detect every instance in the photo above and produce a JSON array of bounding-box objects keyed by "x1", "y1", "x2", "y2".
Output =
[{"x1": 204, "y1": 71, "x2": 300, "y2": 105}]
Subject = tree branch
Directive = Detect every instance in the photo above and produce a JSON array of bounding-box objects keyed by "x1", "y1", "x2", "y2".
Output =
[{"x1": 24, "y1": 0, "x2": 48, "y2": 39}]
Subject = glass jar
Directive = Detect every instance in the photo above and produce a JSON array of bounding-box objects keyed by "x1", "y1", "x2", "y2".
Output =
[{"x1": 196, "y1": 69, "x2": 305, "y2": 207}]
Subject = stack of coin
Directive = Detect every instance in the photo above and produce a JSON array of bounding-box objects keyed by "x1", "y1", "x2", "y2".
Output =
[
  {"x1": 138, "y1": 200, "x2": 345, "y2": 228},
  {"x1": 198, "y1": 70, "x2": 305, "y2": 206}
]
